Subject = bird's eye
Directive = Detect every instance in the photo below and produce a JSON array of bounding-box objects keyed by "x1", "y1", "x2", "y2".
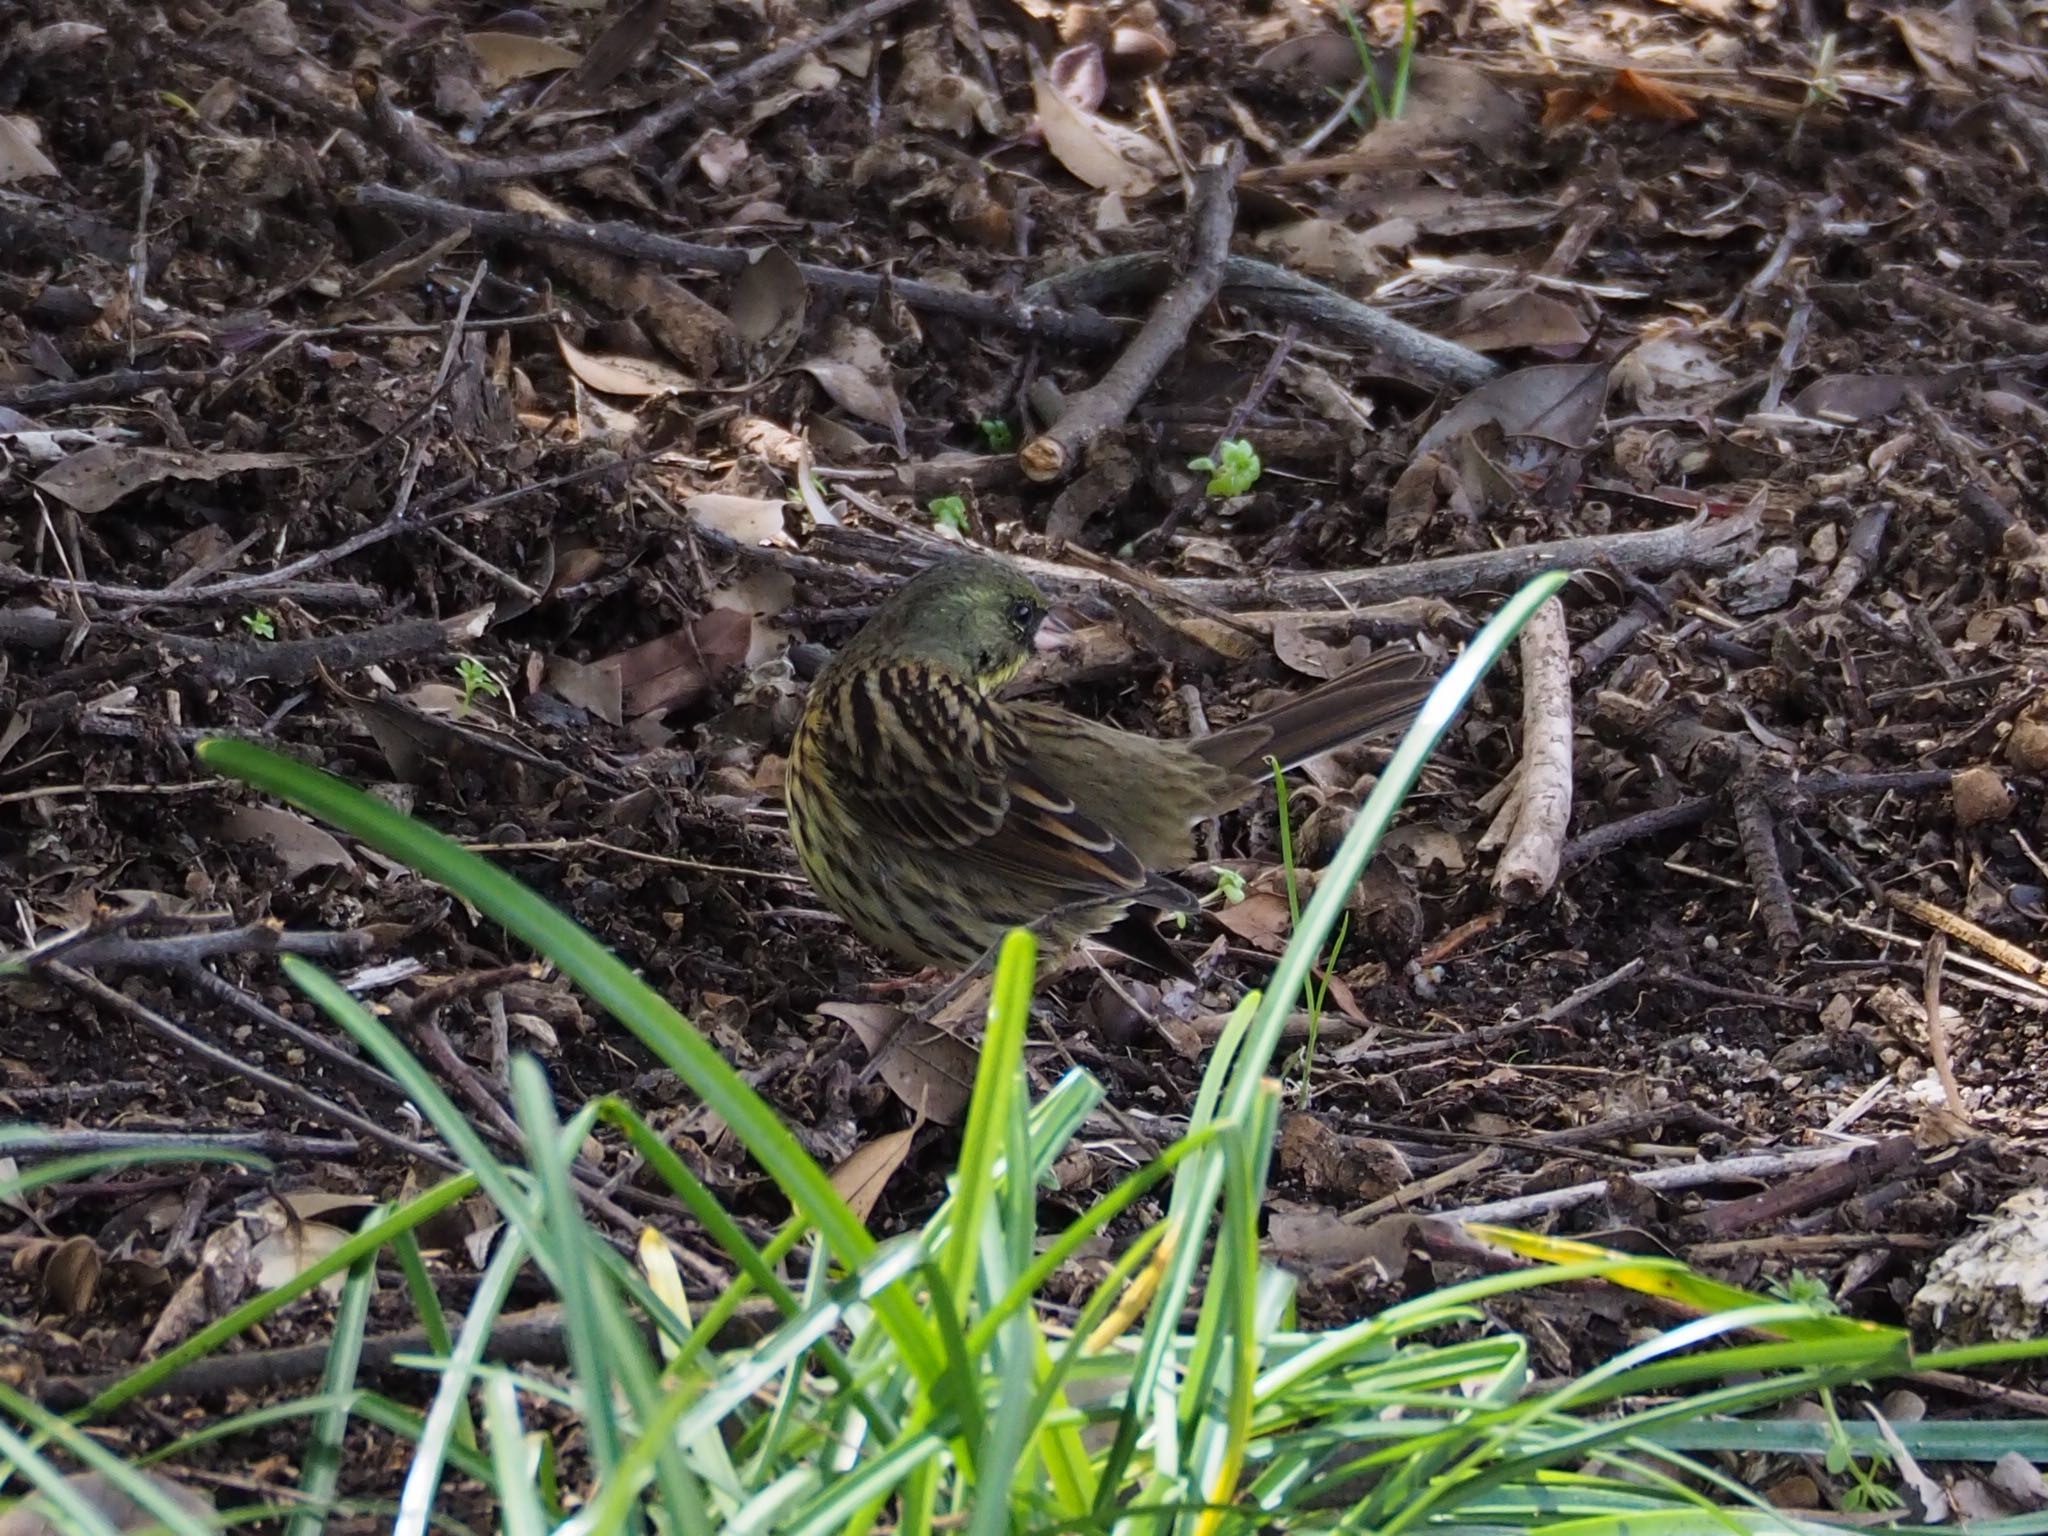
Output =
[{"x1": 1009, "y1": 599, "x2": 1041, "y2": 633}]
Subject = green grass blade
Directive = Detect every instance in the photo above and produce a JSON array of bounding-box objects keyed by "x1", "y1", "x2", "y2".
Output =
[{"x1": 199, "y1": 737, "x2": 940, "y2": 1383}]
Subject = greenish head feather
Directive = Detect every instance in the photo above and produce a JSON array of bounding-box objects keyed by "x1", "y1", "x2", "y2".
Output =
[{"x1": 840, "y1": 556, "x2": 1052, "y2": 688}]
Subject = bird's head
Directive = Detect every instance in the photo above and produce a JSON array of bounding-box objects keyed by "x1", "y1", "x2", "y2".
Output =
[{"x1": 842, "y1": 556, "x2": 1061, "y2": 690}]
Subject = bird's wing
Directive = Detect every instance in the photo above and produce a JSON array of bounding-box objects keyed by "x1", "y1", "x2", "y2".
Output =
[{"x1": 820, "y1": 663, "x2": 1148, "y2": 897}]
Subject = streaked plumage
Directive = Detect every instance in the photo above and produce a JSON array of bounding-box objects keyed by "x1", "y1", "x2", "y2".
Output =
[{"x1": 785, "y1": 556, "x2": 1435, "y2": 975}]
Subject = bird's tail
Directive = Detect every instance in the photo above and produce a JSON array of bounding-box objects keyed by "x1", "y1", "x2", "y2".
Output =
[{"x1": 1190, "y1": 647, "x2": 1437, "y2": 779}]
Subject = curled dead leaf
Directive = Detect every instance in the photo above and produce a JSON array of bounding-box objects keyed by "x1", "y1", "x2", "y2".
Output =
[
  {"x1": 467, "y1": 31, "x2": 582, "y2": 89},
  {"x1": 556, "y1": 331, "x2": 694, "y2": 397},
  {"x1": 1030, "y1": 63, "x2": 1171, "y2": 196}
]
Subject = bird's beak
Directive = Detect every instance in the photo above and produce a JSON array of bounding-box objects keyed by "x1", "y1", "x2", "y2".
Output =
[{"x1": 1034, "y1": 604, "x2": 1083, "y2": 652}]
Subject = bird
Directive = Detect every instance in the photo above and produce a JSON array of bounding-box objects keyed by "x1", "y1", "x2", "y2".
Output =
[{"x1": 784, "y1": 555, "x2": 1436, "y2": 978}]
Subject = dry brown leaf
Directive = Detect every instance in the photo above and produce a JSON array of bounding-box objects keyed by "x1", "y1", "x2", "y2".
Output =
[
  {"x1": 1358, "y1": 58, "x2": 1528, "y2": 159},
  {"x1": 829, "y1": 1129, "x2": 917, "y2": 1223},
  {"x1": 0, "y1": 1472, "x2": 213, "y2": 1536},
  {"x1": 1412, "y1": 361, "x2": 1611, "y2": 460},
  {"x1": 556, "y1": 331, "x2": 693, "y2": 397},
  {"x1": 1542, "y1": 68, "x2": 1699, "y2": 128},
  {"x1": 686, "y1": 493, "x2": 792, "y2": 548},
  {"x1": 0, "y1": 115, "x2": 58, "y2": 183},
  {"x1": 221, "y1": 806, "x2": 356, "y2": 882},
  {"x1": 609, "y1": 608, "x2": 754, "y2": 718},
  {"x1": 37, "y1": 1234, "x2": 99, "y2": 1316},
  {"x1": 1030, "y1": 63, "x2": 1171, "y2": 196},
  {"x1": 1443, "y1": 290, "x2": 1591, "y2": 354},
  {"x1": 251, "y1": 1220, "x2": 354, "y2": 1299},
  {"x1": 467, "y1": 31, "x2": 583, "y2": 89},
  {"x1": 726, "y1": 246, "x2": 809, "y2": 368},
  {"x1": 821, "y1": 1001, "x2": 979, "y2": 1125},
  {"x1": 543, "y1": 654, "x2": 623, "y2": 725},
  {"x1": 1211, "y1": 889, "x2": 1295, "y2": 953},
  {"x1": 35, "y1": 446, "x2": 312, "y2": 516},
  {"x1": 1253, "y1": 217, "x2": 1412, "y2": 284},
  {"x1": 1791, "y1": 373, "x2": 1934, "y2": 424},
  {"x1": 1611, "y1": 329, "x2": 1732, "y2": 406}
]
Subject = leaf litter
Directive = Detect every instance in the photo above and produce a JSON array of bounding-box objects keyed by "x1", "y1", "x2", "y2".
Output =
[{"x1": 0, "y1": 0, "x2": 2046, "y2": 1504}]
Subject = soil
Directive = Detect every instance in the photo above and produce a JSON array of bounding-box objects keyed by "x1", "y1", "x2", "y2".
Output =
[{"x1": 2, "y1": 0, "x2": 2047, "y2": 1519}]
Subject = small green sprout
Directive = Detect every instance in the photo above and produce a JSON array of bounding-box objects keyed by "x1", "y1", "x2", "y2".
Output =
[
  {"x1": 1209, "y1": 867, "x2": 1248, "y2": 906},
  {"x1": 978, "y1": 418, "x2": 1015, "y2": 452},
  {"x1": 928, "y1": 495, "x2": 970, "y2": 533},
  {"x1": 456, "y1": 656, "x2": 503, "y2": 716},
  {"x1": 1188, "y1": 438, "x2": 1262, "y2": 497},
  {"x1": 241, "y1": 610, "x2": 277, "y2": 640}
]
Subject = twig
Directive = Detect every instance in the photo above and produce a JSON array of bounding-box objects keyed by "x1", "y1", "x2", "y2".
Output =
[
  {"x1": 1732, "y1": 779, "x2": 1801, "y2": 953},
  {"x1": 1885, "y1": 889, "x2": 2046, "y2": 980},
  {"x1": 1020, "y1": 143, "x2": 1243, "y2": 480},
  {"x1": 0, "y1": 368, "x2": 216, "y2": 411},
  {"x1": 0, "y1": 457, "x2": 635, "y2": 613},
  {"x1": 1492, "y1": 596, "x2": 1573, "y2": 904},
  {"x1": 0, "y1": 1128, "x2": 358, "y2": 1160},
  {"x1": 1922, "y1": 934, "x2": 1970, "y2": 1125},
  {"x1": 11, "y1": 919, "x2": 372, "y2": 974},
  {"x1": 1896, "y1": 271, "x2": 2048, "y2": 352},
  {"x1": 1816, "y1": 502, "x2": 1889, "y2": 608},
  {"x1": 1336, "y1": 958, "x2": 1643, "y2": 1068},
  {"x1": 353, "y1": 70, "x2": 462, "y2": 183},
  {"x1": 48, "y1": 964, "x2": 466, "y2": 1175},
  {"x1": 1575, "y1": 572, "x2": 1684, "y2": 677},
  {"x1": 454, "y1": 0, "x2": 920, "y2": 185},
  {"x1": 1162, "y1": 510, "x2": 1756, "y2": 607},
  {"x1": 35, "y1": 1300, "x2": 784, "y2": 1412},
  {"x1": 346, "y1": 183, "x2": 1121, "y2": 348},
  {"x1": 1442, "y1": 1143, "x2": 1864, "y2": 1228},
  {"x1": 1026, "y1": 253, "x2": 1500, "y2": 391}
]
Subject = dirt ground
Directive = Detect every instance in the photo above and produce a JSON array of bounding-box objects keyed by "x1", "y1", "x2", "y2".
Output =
[{"x1": 2, "y1": 0, "x2": 2047, "y2": 1513}]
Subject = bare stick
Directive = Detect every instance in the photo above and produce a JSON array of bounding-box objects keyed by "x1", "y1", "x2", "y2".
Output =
[
  {"x1": 1922, "y1": 934, "x2": 1970, "y2": 1126},
  {"x1": 1493, "y1": 596, "x2": 1574, "y2": 904},
  {"x1": 1020, "y1": 143, "x2": 1243, "y2": 482},
  {"x1": 1732, "y1": 777, "x2": 1801, "y2": 953},
  {"x1": 1026, "y1": 253, "x2": 1499, "y2": 392},
  {"x1": 347, "y1": 183, "x2": 1120, "y2": 349},
  {"x1": 1443, "y1": 1144, "x2": 1863, "y2": 1228},
  {"x1": 455, "y1": 0, "x2": 920, "y2": 185},
  {"x1": 1162, "y1": 509, "x2": 1757, "y2": 607},
  {"x1": 49, "y1": 963, "x2": 465, "y2": 1175}
]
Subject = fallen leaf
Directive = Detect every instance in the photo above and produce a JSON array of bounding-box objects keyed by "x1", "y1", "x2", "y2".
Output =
[
  {"x1": 1211, "y1": 889, "x2": 1294, "y2": 952},
  {"x1": 1443, "y1": 290, "x2": 1591, "y2": 353},
  {"x1": 822, "y1": 1001, "x2": 978, "y2": 1124},
  {"x1": 1613, "y1": 329, "x2": 1733, "y2": 407},
  {"x1": 679, "y1": 495, "x2": 790, "y2": 548},
  {"x1": 830, "y1": 1129, "x2": 916, "y2": 1223},
  {"x1": 1543, "y1": 68, "x2": 1698, "y2": 128},
  {"x1": 1791, "y1": 373, "x2": 1934, "y2": 424},
  {"x1": 1356, "y1": 58, "x2": 1528, "y2": 160},
  {"x1": 1412, "y1": 361, "x2": 1610, "y2": 461},
  {"x1": 251, "y1": 1219, "x2": 354, "y2": 1299},
  {"x1": 543, "y1": 654, "x2": 623, "y2": 725},
  {"x1": 35, "y1": 446, "x2": 311, "y2": 516},
  {"x1": 467, "y1": 30, "x2": 582, "y2": 89},
  {"x1": 1047, "y1": 42, "x2": 1108, "y2": 112},
  {"x1": 556, "y1": 331, "x2": 693, "y2": 397},
  {"x1": 610, "y1": 607, "x2": 754, "y2": 718},
  {"x1": 726, "y1": 246, "x2": 809, "y2": 368},
  {"x1": 1254, "y1": 217, "x2": 1413, "y2": 283},
  {"x1": 221, "y1": 806, "x2": 356, "y2": 882},
  {"x1": 37, "y1": 1235, "x2": 99, "y2": 1316},
  {"x1": 0, "y1": 1471, "x2": 213, "y2": 1536},
  {"x1": 1031, "y1": 62, "x2": 1171, "y2": 196},
  {"x1": 0, "y1": 115, "x2": 58, "y2": 183}
]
